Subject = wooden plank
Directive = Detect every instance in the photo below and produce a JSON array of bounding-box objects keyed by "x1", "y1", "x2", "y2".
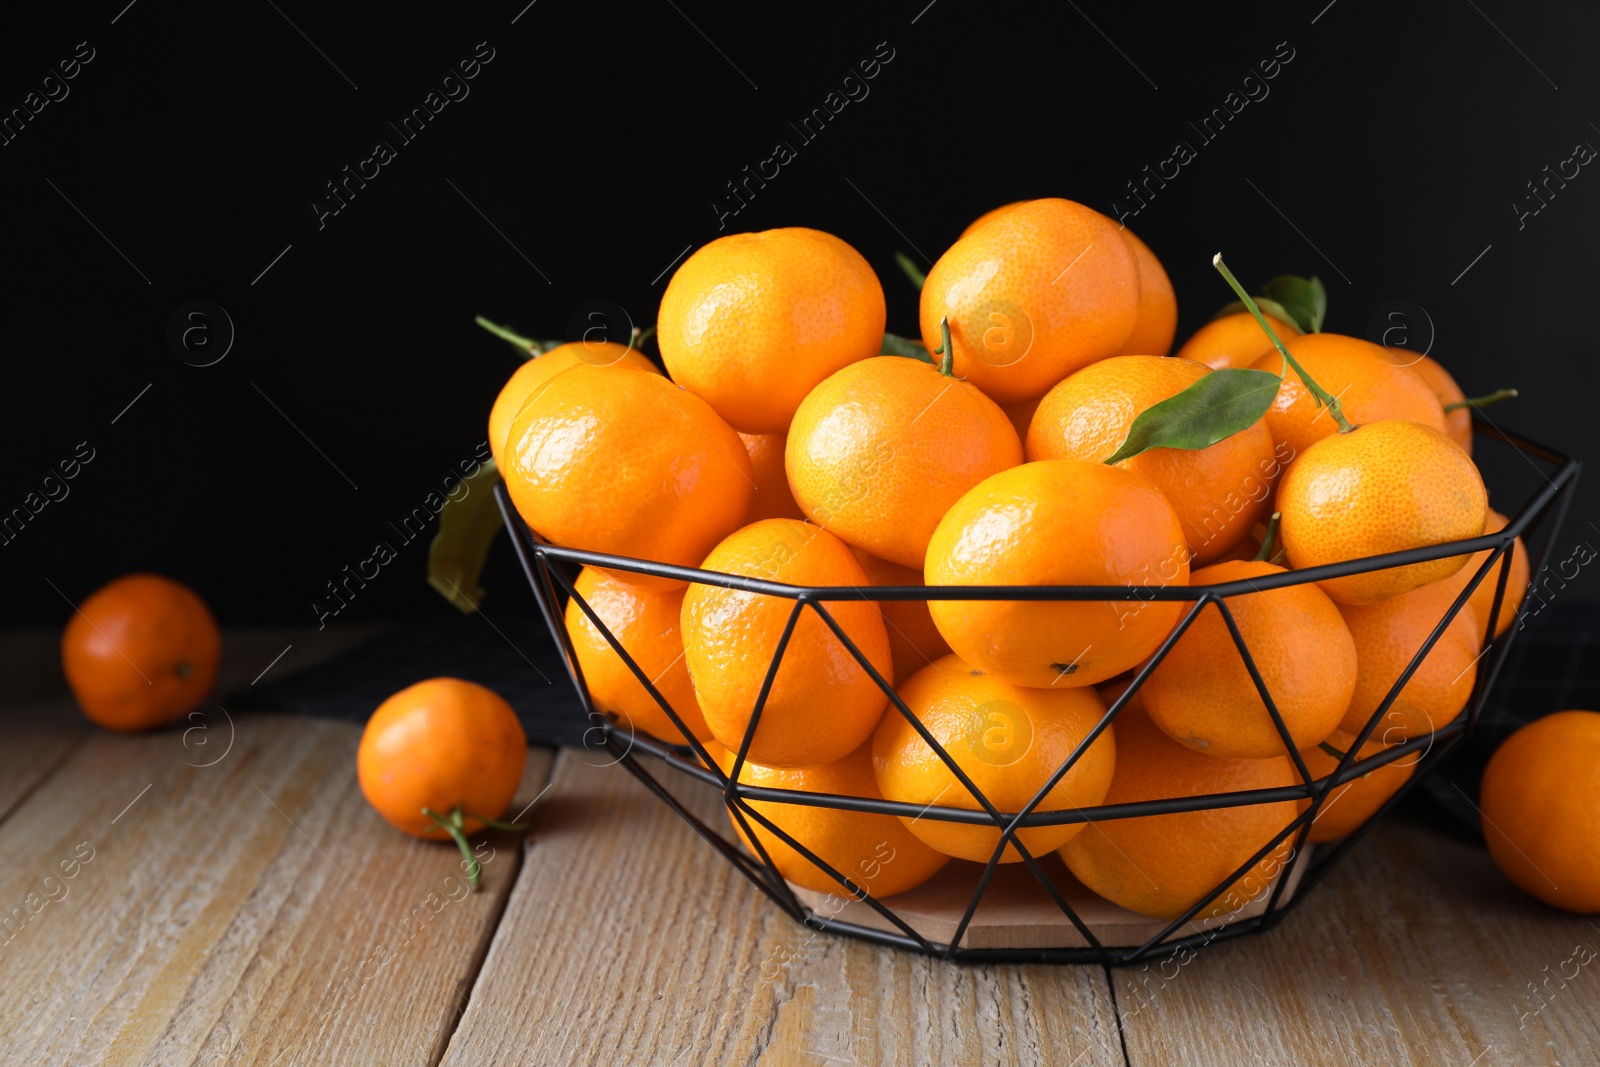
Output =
[
  {"x1": 0, "y1": 625, "x2": 380, "y2": 826},
  {"x1": 440, "y1": 750, "x2": 1127, "y2": 1067},
  {"x1": 0, "y1": 708, "x2": 553, "y2": 1066},
  {"x1": 1115, "y1": 819, "x2": 1600, "y2": 1066},
  {"x1": 0, "y1": 630, "x2": 89, "y2": 821}
]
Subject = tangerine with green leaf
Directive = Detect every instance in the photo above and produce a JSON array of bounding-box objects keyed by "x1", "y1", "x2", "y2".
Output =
[{"x1": 1026, "y1": 355, "x2": 1277, "y2": 564}]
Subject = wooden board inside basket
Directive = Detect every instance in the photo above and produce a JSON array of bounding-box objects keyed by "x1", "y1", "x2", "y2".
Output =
[{"x1": 790, "y1": 846, "x2": 1312, "y2": 951}]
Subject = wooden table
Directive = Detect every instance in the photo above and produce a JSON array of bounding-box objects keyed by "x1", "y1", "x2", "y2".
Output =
[{"x1": 2, "y1": 627, "x2": 1597, "y2": 1066}]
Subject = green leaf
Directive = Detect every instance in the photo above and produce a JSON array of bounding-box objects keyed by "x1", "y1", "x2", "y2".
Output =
[
  {"x1": 1212, "y1": 296, "x2": 1295, "y2": 326},
  {"x1": 880, "y1": 332, "x2": 934, "y2": 363},
  {"x1": 427, "y1": 459, "x2": 505, "y2": 612},
  {"x1": 894, "y1": 252, "x2": 926, "y2": 290},
  {"x1": 1261, "y1": 275, "x2": 1326, "y2": 334},
  {"x1": 1104, "y1": 369, "x2": 1282, "y2": 465}
]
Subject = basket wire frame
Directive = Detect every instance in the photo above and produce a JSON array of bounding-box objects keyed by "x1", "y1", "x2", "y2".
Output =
[{"x1": 496, "y1": 419, "x2": 1578, "y2": 965}]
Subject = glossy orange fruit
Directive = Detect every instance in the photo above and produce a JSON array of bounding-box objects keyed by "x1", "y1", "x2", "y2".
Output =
[
  {"x1": 710, "y1": 740, "x2": 949, "y2": 897},
  {"x1": 1377, "y1": 349, "x2": 1472, "y2": 454},
  {"x1": 486, "y1": 342, "x2": 657, "y2": 468},
  {"x1": 738, "y1": 432, "x2": 805, "y2": 524},
  {"x1": 851, "y1": 548, "x2": 952, "y2": 684},
  {"x1": 1480, "y1": 710, "x2": 1600, "y2": 912},
  {"x1": 786, "y1": 356, "x2": 1022, "y2": 568},
  {"x1": 1059, "y1": 695, "x2": 1299, "y2": 921},
  {"x1": 1248, "y1": 333, "x2": 1447, "y2": 458},
  {"x1": 920, "y1": 198, "x2": 1140, "y2": 403},
  {"x1": 1174, "y1": 311, "x2": 1300, "y2": 371},
  {"x1": 658, "y1": 228, "x2": 886, "y2": 433},
  {"x1": 1277, "y1": 419, "x2": 1488, "y2": 604},
  {"x1": 873, "y1": 654, "x2": 1116, "y2": 863},
  {"x1": 61, "y1": 574, "x2": 221, "y2": 732},
  {"x1": 1433, "y1": 508, "x2": 1529, "y2": 642},
  {"x1": 1338, "y1": 582, "x2": 1482, "y2": 741},
  {"x1": 357, "y1": 678, "x2": 527, "y2": 839},
  {"x1": 681, "y1": 519, "x2": 892, "y2": 767},
  {"x1": 1113, "y1": 228, "x2": 1177, "y2": 358},
  {"x1": 1142, "y1": 560, "x2": 1356, "y2": 759},
  {"x1": 925, "y1": 460, "x2": 1190, "y2": 688},
  {"x1": 502, "y1": 363, "x2": 752, "y2": 588},
  {"x1": 1027, "y1": 355, "x2": 1276, "y2": 564},
  {"x1": 564, "y1": 567, "x2": 711, "y2": 745},
  {"x1": 1301, "y1": 729, "x2": 1416, "y2": 843}
]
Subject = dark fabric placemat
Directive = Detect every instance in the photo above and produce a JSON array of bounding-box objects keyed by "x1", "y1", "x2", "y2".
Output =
[
  {"x1": 231, "y1": 612, "x2": 591, "y2": 747},
  {"x1": 232, "y1": 599, "x2": 1600, "y2": 836}
]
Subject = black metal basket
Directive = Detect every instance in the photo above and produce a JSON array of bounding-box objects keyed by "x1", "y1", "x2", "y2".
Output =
[{"x1": 496, "y1": 419, "x2": 1578, "y2": 965}]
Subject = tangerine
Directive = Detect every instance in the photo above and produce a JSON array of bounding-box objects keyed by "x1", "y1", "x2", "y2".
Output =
[
  {"x1": 786, "y1": 355, "x2": 1022, "y2": 568},
  {"x1": 920, "y1": 198, "x2": 1140, "y2": 403},
  {"x1": 1026, "y1": 355, "x2": 1276, "y2": 563},
  {"x1": 873, "y1": 654, "x2": 1116, "y2": 862},
  {"x1": 486, "y1": 342, "x2": 655, "y2": 468},
  {"x1": 1174, "y1": 311, "x2": 1300, "y2": 371},
  {"x1": 711, "y1": 740, "x2": 949, "y2": 898},
  {"x1": 1059, "y1": 695, "x2": 1299, "y2": 921},
  {"x1": 681, "y1": 519, "x2": 892, "y2": 767},
  {"x1": 1142, "y1": 560, "x2": 1356, "y2": 759},
  {"x1": 564, "y1": 567, "x2": 711, "y2": 745},
  {"x1": 1277, "y1": 419, "x2": 1487, "y2": 604},
  {"x1": 658, "y1": 228, "x2": 886, "y2": 433},
  {"x1": 1338, "y1": 581, "x2": 1482, "y2": 741},
  {"x1": 61, "y1": 574, "x2": 221, "y2": 732},
  {"x1": 925, "y1": 460, "x2": 1190, "y2": 688},
  {"x1": 1480, "y1": 710, "x2": 1600, "y2": 913},
  {"x1": 1248, "y1": 333, "x2": 1447, "y2": 458},
  {"x1": 502, "y1": 363, "x2": 752, "y2": 588}
]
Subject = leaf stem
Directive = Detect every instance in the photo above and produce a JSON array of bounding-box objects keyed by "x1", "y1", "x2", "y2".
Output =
[
  {"x1": 1254, "y1": 512, "x2": 1282, "y2": 562},
  {"x1": 1213, "y1": 255, "x2": 1353, "y2": 433},
  {"x1": 894, "y1": 252, "x2": 927, "y2": 290},
  {"x1": 475, "y1": 316, "x2": 537, "y2": 355},
  {"x1": 423, "y1": 805, "x2": 483, "y2": 889},
  {"x1": 933, "y1": 316, "x2": 955, "y2": 378},
  {"x1": 1444, "y1": 388, "x2": 1518, "y2": 413},
  {"x1": 630, "y1": 324, "x2": 656, "y2": 352}
]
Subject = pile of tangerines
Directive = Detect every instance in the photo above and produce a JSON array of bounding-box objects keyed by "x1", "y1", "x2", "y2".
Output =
[{"x1": 484, "y1": 195, "x2": 1587, "y2": 923}]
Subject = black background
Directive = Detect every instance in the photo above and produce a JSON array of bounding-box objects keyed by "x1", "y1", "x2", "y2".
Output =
[{"x1": 2, "y1": 0, "x2": 1596, "y2": 626}]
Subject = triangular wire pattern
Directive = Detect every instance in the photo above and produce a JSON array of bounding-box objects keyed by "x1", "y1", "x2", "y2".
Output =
[{"x1": 493, "y1": 421, "x2": 1579, "y2": 964}]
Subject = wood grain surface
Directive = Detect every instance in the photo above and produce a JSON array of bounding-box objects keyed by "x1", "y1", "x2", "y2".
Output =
[
  {"x1": 0, "y1": 627, "x2": 554, "y2": 1067},
  {"x1": 439, "y1": 749, "x2": 1126, "y2": 1067},
  {"x1": 3, "y1": 626, "x2": 1599, "y2": 1067}
]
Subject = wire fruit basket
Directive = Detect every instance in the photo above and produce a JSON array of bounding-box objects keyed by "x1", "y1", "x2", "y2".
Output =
[{"x1": 496, "y1": 419, "x2": 1577, "y2": 965}]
